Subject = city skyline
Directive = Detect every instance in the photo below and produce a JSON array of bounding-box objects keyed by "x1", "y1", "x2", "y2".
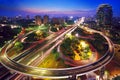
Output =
[{"x1": 0, "y1": 0, "x2": 120, "y2": 17}]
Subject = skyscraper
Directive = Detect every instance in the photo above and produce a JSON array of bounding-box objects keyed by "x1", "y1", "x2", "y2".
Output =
[
  {"x1": 26, "y1": 15, "x2": 30, "y2": 20},
  {"x1": 43, "y1": 15, "x2": 49, "y2": 24},
  {"x1": 35, "y1": 15, "x2": 42, "y2": 25},
  {"x1": 96, "y1": 4, "x2": 113, "y2": 28}
]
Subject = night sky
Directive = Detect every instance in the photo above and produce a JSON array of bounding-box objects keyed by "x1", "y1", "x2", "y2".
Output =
[{"x1": 0, "y1": 0, "x2": 120, "y2": 17}]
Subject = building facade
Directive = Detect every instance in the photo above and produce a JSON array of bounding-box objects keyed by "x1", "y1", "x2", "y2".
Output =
[
  {"x1": 43, "y1": 15, "x2": 49, "y2": 24},
  {"x1": 35, "y1": 15, "x2": 42, "y2": 25},
  {"x1": 96, "y1": 4, "x2": 113, "y2": 29}
]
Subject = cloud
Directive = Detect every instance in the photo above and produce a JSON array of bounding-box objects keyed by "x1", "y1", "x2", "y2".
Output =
[{"x1": 22, "y1": 8, "x2": 95, "y2": 16}]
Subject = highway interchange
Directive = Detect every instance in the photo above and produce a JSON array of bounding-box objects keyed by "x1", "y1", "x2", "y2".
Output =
[{"x1": 0, "y1": 17, "x2": 114, "y2": 79}]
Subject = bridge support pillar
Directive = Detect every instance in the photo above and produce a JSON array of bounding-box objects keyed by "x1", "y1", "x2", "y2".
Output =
[{"x1": 99, "y1": 66, "x2": 105, "y2": 80}]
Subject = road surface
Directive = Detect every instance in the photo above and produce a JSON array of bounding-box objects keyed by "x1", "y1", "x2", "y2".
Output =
[{"x1": 0, "y1": 17, "x2": 114, "y2": 79}]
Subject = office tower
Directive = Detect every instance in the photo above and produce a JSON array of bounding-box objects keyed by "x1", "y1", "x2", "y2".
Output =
[
  {"x1": 35, "y1": 15, "x2": 42, "y2": 25},
  {"x1": 43, "y1": 15, "x2": 49, "y2": 24},
  {"x1": 96, "y1": 4, "x2": 113, "y2": 28}
]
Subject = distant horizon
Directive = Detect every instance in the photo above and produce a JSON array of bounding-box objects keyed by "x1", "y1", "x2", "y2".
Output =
[
  {"x1": 0, "y1": 9, "x2": 96, "y2": 18},
  {"x1": 0, "y1": 8, "x2": 119, "y2": 18}
]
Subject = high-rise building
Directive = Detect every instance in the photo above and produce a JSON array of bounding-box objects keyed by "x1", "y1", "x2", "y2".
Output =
[
  {"x1": 51, "y1": 17, "x2": 59, "y2": 25},
  {"x1": 96, "y1": 4, "x2": 113, "y2": 28},
  {"x1": 59, "y1": 18, "x2": 65, "y2": 24},
  {"x1": 43, "y1": 15, "x2": 49, "y2": 24},
  {"x1": 16, "y1": 15, "x2": 22, "y2": 20},
  {"x1": 26, "y1": 15, "x2": 30, "y2": 20},
  {"x1": 35, "y1": 15, "x2": 42, "y2": 25}
]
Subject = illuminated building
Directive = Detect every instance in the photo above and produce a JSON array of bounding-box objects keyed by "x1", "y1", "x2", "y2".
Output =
[
  {"x1": 51, "y1": 17, "x2": 59, "y2": 25},
  {"x1": 59, "y1": 18, "x2": 65, "y2": 24},
  {"x1": 96, "y1": 4, "x2": 113, "y2": 29},
  {"x1": 35, "y1": 15, "x2": 42, "y2": 25},
  {"x1": 43, "y1": 15, "x2": 49, "y2": 24},
  {"x1": 16, "y1": 15, "x2": 22, "y2": 20},
  {"x1": 2, "y1": 16, "x2": 7, "y2": 23}
]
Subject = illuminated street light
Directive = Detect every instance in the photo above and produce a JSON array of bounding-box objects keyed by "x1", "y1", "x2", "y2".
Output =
[
  {"x1": 96, "y1": 75, "x2": 100, "y2": 80},
  {"x1": 75, "y1": 33, "x2": 79, "y2": 37}
]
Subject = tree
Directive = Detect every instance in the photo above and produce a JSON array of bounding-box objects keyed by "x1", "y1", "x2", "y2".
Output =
[{"x1": 14, "y1": 41, "x2": 23, "y2": 52}]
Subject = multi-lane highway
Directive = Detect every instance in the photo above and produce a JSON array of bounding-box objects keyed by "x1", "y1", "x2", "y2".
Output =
[{"x1": 0, "y1": 17, "x2": 114, "y2": 79}]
